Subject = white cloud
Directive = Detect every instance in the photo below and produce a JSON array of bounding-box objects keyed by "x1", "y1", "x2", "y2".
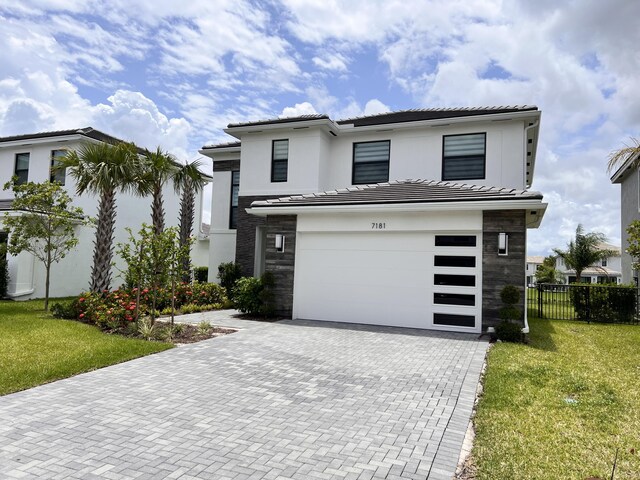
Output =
[
  {"x1": 312, "y1": 52, "x2": 348, "y2": 72},
  {"x1": 280, "y1": 102, "x2": 318, "y2": 117},
  {"x1": 363, "y1": 99, "x2": 390, "y2": 116}
]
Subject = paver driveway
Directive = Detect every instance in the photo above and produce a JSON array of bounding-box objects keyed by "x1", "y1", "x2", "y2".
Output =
[{"x1": 0, "y1": 318, "x2": 488, "y2": 480}]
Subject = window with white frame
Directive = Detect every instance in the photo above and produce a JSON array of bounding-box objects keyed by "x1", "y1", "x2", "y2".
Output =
[
  {"x1": 352, "y1": 140, "x2": 390, "y2": 184},
  {"x1": 271, "y1": 139, "x2": 288, "y2": 182},
  {"x1": 14, "y1": 152, "x2": 29, "y2": 184},
  {"x1": 50, "y1": 150, "x2": 67, "y2": 185}
]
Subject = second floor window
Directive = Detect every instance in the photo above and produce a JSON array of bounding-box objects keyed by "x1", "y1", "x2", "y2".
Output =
[
  {"x1": 602, "y1": 259, "x2": 607, "y2": 267},
  {"x1": 14, "y1": 153, "x2": 30, "y2": 185},
  {"x1": 442, "y1": 133, "x2": 486, "y2": 181},
  {"x1": 230, "y1": 170, "x2": 240, "y2": 229},
  {"x1": 50, "y1": 150, "x2": 67, "y2": 185},
  {"x1": 353, "y1": 140, "x2": 390, "y2": 184},
  {"x1": 271, "y1": 139, "x2": 288, "y2": 182}
]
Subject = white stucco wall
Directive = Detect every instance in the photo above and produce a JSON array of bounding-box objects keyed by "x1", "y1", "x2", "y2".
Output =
[{"x1": 0, "y1": 137, "x2": 204, "y2": 299}]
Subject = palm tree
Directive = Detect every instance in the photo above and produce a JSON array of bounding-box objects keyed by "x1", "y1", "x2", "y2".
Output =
[
  {"x1": 174, "y1": 160, "x2": 208, "y2": 281},
  {"x1": 141, "y1": 147, "x2": 180, "y2": 235},
  {"x1": 60, "y1": 141, "x2": 141, "y2": 293},
  {"x1": 607, "y1": 137, "x2": 640, "y2": 174},
  {"x1": 553, "y1": 224, "x2": 616, "y2": 283}
]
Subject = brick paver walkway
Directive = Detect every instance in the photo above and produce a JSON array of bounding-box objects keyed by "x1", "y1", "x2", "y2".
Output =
[{"x1": 0, "y1": 318, "x2": 488, "y2": 479}]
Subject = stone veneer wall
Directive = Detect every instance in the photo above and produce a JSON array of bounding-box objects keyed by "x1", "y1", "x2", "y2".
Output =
[
  {"x1": 482, "y1": 210, "x2": 526, "y2": 330},
  {"x1": 264, "y1": 215, "x2": 297, "y2": 318},
  {"x1": 235, "y1": 196, "x2": 272, "y2": 277}
]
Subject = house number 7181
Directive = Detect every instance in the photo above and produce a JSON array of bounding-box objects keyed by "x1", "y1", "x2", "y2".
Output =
[{"x1": 371, "y1": 222, "x2": 386, "y2": 229}]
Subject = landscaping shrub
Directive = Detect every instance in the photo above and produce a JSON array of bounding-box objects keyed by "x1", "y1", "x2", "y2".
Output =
[
  {"x1": 0, "y1": 243, "x2": 9, "y2": 298},
  {"x1": 50, "y1": 299, "x2": 82, "y2": 319},
  {"x1": 569, "y1": 284, "x2": 637, "y2": 323},
  {"x1": 193, "y1": 266, "x2": 208, "y2": 283},
  {"x1": 500, "y1": 285, "x2": 520, "y2": 305},
  {"x1": 499, "y1": 284, "x2": 522, "y2": 324},
  {"x1": 233, "y1": 273, "x2": 276, "y2": 316},
  {"x1": 495, "y1": 320, "x2": 523, "y2": 342},
  {"x1": 218, "y1": 262, "x2": 242, "y2": 296}
]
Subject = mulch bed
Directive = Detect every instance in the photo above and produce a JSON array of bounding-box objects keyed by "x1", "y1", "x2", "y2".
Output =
[{"x1": 153, "y1": 320, "x2": 236, "y2": 344}]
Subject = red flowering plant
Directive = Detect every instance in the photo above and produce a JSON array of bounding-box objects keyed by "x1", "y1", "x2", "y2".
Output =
[{"x1": 76, "y1": 289, "x2": 143, "y2": 332}]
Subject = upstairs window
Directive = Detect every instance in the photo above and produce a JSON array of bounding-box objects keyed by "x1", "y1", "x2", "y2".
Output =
[
  {"x1": 442, "y1": 133, "x2": 486, "y2": 181},
  {"x1": 271, "y1": 139, "x2": 288, "y2": 182},
  {"x1": 353, "y1": 140, "x2": 390, "y2": 184},
  {"x1": 50, "y1": 150, "x2": 67, "y2": 185},
  {"x1": 602, "y1": 258, "x2": 607, "y2": 267},
  {"x1": 229, "y1": 170, "x2": 240, "y2": 229},
  {"x1": 14, "y1": 153, "x2": 30, "y2": 185}
]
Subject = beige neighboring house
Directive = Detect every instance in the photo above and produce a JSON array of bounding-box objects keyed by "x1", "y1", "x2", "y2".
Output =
[
  {"x1": 526, "y1": 255, "x2": 545, "y2": 286},
  {"x1": 555, "y1": 242, "x2": 622, "y2": 284}
]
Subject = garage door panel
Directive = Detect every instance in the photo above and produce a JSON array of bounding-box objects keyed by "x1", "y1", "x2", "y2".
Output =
[{"x1": 293, "y1": 231, "x2": 481, "y2": 332}]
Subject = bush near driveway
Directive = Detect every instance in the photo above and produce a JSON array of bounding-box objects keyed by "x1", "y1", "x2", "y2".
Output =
[
  {"x1": 0, "y1": 299, "x2": 171, "y2": 396},
  {"x1": 472, "y1": 318, "x2": 640, "y2": 479},
  {"x1": 52, "y1": 282, "x2": 228, "y2": 332}
]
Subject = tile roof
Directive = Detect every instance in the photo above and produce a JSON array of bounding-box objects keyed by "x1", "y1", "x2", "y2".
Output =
[
  {"x1": 0, "y1": 127, "x2": 126, "y2": 145},
  {"x1": 250, "y1": 179, "x2": 543, "y2": 208},
  {"x1": 336, "y1": 105, "x2": 539, "y2": 127},
  {"x1": 200, "y1": 141, "x2": 242, "y2": 150},
  {"x1": 227, "y1": 114, "x2": 330, "y2": 129},
  {"x1": 527, "y1": 256, "x2": 546, "y2": 264}
]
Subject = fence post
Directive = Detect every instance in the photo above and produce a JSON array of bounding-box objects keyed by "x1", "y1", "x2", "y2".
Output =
[
  {"x1": 586, "y1": 285, "x2": 590, "y2": 324},
  {"x1": 537, "y1": 284, "x2": 543, "y2": 318}
]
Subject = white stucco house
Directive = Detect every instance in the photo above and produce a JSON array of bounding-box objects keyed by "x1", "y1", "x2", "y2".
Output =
[
  {"x1": 0, "y1": 127, "x2": 210, "y2": 300},
  {"x1": 610, "y1": 149, "x2": 640, "y2": 284},
  {"x1": 555, "y1": 243, "x2": 622, "y2": 284},
  {"x1": 526, "y1": 255, "x2": 545, "y2": 286},
  {"x1": 200, "y1": 106, "x2": 548, "y2": 333}
]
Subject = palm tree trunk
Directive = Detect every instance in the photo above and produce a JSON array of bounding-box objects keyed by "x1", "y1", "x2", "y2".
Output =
[
  {"x1": 90, "y1": 189, "x2": 116, "y2": 293},
  {"x1": 151, "y1": 183, "x2": 165, "y2": 235},
  {"x1": 179, "y1": 181, "x2": 195, "y2": 282}
]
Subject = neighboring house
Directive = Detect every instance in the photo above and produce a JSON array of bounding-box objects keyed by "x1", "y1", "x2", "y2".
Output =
[
  {"x1": 526, "y1": 255, "x2": 545, "y2": 285},
  {"x1": 555, "y1": 242, "x2": 622, "y2": 284},
  {"x1": 200, "y1": 106, "x2": 547, "y2": 333},
  {"x1": 610, "y1": 150, "x2": 640, "y2": 284},
  {"x1": 0, "y1": 127, "x2": 210, "y2": 299}
]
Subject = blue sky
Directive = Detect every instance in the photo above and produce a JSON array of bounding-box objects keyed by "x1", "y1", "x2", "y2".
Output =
[{"x1": 1, "y1": 0, "x2": 639, "y2": 256}]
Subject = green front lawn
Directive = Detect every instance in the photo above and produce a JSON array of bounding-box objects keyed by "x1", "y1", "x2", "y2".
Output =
[
  {"x1": 0, "y1": 299, "x2": 173, "y2": 396},
  {"x1": 473, "y1": 318, "x2": 640, "y2": 479}
]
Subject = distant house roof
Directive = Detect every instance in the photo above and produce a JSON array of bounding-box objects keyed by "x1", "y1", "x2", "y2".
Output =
[
  {"x1": 596, "y1": 242, "x2": 621, "y2": 255},
  {"x1": 0, "y1": 127, "x2": 127, "y2": 146},
  {"x1": 250, "y1": 179, "x2": 543, "y2": 208},
  {"x1": 527, "y1": 256, "x2": 546, "y2": 264}
]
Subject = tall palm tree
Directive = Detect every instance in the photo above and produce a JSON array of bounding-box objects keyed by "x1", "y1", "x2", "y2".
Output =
[
  {"x1": 141, "y1": 147, "x2": 180, "y2": 235},
  {"x1": 60, "y1": 141, "x2": 141, "y2": 293},
  {"x1": 553, "y1": 224, "x2": 616, "y2": 283},
  {"x1": 607, "y1": 137, "x2": 640, "y2": 173},
  {"x1": 174, "y1": 160, "x2": 208, "y2": 281}
]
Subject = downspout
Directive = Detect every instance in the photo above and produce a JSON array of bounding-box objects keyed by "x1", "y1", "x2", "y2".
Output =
[{"x1": 522, "y1": 120, "x2": 538, "y2": 334}]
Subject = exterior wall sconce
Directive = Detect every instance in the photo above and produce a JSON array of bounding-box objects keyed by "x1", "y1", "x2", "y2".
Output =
[
  {"x1": 498, "y1": 232, "x2": 508, "y2": 256},
  {"x1": 275, "y1": 234, "x2": 285, "y2": 253}
]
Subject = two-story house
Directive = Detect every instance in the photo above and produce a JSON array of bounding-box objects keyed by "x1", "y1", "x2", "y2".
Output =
[
  {"x1": 610, "y1": 150, "x2": 640, "y2": 284},
  {"x1": 526, "y1": 256, "x2": 545, "y2": 286},
  {"x1": 554, "y1": 243, "x2": 622, "y2": 284},
  {"x1": 200, "y1": 106, "x2": 547, "y2": 333},
  {"x1": 0, "y1": 127, "x2": 210, "y2": 299}
]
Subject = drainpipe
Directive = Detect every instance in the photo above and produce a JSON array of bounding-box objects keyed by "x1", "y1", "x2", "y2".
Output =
[{"x1": 524, "y1": 120, "x2": 539, "y2": 188}]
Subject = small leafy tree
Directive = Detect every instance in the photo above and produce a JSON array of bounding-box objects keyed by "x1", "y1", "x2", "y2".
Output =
[
  {"x1": 553, "y1": 224, "x2": 615, "y2": 283},
  {"x1": 535, "y1": 255, "x2": 563, "y2": 284},
  {"x1": 117, "y1": 224, "x2": 191, "y2": 324},
  {"x1": 2, "y1": 179, "x2": 88, "y2": 310},
  {"x1": 0, "y1": 242, "x2": 9, "y2": 298},
  {"x1": 625, "y1": 220, "x2": 640, "y2": 272}
]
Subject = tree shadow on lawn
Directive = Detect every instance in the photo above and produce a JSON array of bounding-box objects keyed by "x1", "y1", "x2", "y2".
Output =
[{"x1": 527, "y1": 317, "x2": 558, "y2": 352}]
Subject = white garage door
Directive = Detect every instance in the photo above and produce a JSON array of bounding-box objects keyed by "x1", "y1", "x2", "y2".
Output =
[{"x1": 293, "y1": 231, "x2": 481, "y2": 332}]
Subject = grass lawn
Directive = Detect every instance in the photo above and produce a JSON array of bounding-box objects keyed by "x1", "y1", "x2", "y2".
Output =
[
  {"x1": 0, "y1": 299, "x2": 173, "y2": 396},
  {"x1": 472, "y1": 317, "x2": 640, "y2": 479}
]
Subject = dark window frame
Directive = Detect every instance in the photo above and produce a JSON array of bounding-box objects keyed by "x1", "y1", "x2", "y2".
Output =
[
  {"x1": 14, "y1": 152, "x2": 30, "y2": 185},
  {"x1": 352, "y1": 140, "x2": 390, "y2": 185},
  {"x1": 271, "y1": 139, "x2": 288, "y2": 183},
  {"x1": 435, "y1": 235, "x2": 477, "y2": 247},
  {"x1": 229, "y1": 170, "x2": 240, "y2": 230},
  {"x1": 442, "y1": 132, "x2": 486, "y2": 181},
  {"x1": 50, "y1": 149, "x2": 67, "y2": 185}
]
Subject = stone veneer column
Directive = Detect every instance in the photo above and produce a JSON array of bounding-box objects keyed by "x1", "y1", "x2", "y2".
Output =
[
  {"x1": 264, "y1": 215, "x2": 297, "y2": 318},
  {"x1": 482, "y1": 210, "x2": 526, "y2": 330}
]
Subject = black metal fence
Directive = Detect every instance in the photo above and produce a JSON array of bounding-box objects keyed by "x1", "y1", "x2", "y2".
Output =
[{"x1": 527, "y1": 284, "x2": 640, "y2": 324}]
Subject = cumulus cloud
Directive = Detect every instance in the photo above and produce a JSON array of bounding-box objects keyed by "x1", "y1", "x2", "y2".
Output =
[{"x1": 280, "y1": 102, "x2": 318, "y2": 117}]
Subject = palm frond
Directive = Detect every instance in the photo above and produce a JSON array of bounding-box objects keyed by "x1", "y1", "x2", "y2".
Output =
[{"x1": 607, "y1": 137, "x2": 640, "y2": 173}]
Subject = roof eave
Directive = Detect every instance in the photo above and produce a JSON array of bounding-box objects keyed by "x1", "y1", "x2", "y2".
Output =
[
  {"x1": 224, "y1": 118, "x2": 339, "y2": 138},
  {"x1": 610, "y1": 152, "x2": 640, "y2": 184},
  {"x1": 247, "y1": 198, "x2": 548, "y2": 227}
]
